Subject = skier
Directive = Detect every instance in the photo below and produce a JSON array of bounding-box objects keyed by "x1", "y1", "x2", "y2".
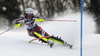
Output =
[{"x1": 12, "y1": 8, "x2": 72, "y2": 48}]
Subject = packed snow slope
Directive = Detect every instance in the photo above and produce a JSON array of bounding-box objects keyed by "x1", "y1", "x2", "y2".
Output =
[
  {"x1": 83, "y1": 12, "x2": 100, "y2": 56},
  {"x1": 0, "y1": 12, "x2": 81, "y2": 56}
]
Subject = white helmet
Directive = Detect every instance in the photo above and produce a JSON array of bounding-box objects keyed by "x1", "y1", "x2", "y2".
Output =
[{"x1": 25, "y1": 8, "x2": 33, "y2": 14}]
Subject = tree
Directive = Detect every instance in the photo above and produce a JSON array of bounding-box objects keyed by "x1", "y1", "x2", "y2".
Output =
[
  {"x1": 35, "y1": 0, "x2": 43, "y2": 16},
  {"x1": 72, "y1": 0, "x2": 81, "y2": 10},
  {"x1": 0, "y1": 0, "x2": 21, "y2": 25},
  {"x1": 88, "y1": 0, "x2": 100, "y2": 33}
]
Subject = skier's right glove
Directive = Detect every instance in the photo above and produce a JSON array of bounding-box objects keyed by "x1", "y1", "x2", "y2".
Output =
[{"x1": 14, "y1": 22, "x2": 21, "y2": 28}]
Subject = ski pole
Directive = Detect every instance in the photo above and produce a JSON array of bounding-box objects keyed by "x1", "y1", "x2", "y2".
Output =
[
  {"x1": 0, "y1": 27, "x2": 14, "y2": 35},
  {"x1": 0, "y1": 23, "x2": 21, "y2": 35},
  {"x1": 29, "y1": 36, "x2": 50, "y2": 43},
  {"x1": 36, "y1": 18, "x2": 76, "y2": 22},
  {"x1": 45, "y1": 20, "x2": 76, "y2": 22}
]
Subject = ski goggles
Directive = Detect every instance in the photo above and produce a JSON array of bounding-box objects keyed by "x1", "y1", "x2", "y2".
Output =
[{"x1": 27, "y1": 14, "x2": 33, "y2": 17}]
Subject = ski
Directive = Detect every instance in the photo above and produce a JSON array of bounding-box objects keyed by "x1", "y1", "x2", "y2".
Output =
[
  {"x1": 29, "y1": 36, "x2": 50, "y2": 43},
  {"x1": 63, "y1": 42, "x2": 73, "y2": 49}
]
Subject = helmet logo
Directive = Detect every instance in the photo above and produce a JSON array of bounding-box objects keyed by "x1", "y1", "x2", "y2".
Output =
[{"x1": 26, "y1": 8, "x2": 33, "y2": 14}]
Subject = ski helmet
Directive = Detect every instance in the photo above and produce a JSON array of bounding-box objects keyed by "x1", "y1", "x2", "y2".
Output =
[{"x1": 25, "y1": 8, "x2": 33, "y2": 14}]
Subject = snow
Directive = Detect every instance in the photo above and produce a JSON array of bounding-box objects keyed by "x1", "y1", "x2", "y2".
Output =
[
  {"x1": 1, "y1": 12, "x2": 99, "y2": 56},
  {"x1": 83, "y1": 34, "x2": 100, "y2": 56},
  {"x1": 82, "y1": 12, "x2": 100, "y2": 56}
]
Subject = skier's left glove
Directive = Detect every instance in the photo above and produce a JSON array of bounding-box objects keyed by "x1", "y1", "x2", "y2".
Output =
[{"x1": 36, "y1": 18, "x2": 44, "y2": 22}]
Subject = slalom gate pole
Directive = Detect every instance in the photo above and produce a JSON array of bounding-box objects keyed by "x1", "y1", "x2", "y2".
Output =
[
  {"x1": 29, "y1": 36, "x2": 50, "y2": 43},
  {"x1": 45, "y1": 20, "x2": 76, "y2": 22}
]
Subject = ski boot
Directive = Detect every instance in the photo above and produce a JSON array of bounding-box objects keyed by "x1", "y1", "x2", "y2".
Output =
[
  {"x1": 63, "y1": 42, "x2": 73, "y2": 49},
  {"x1": 47, "y1": 41, "x2": 54, "y2": 48}
]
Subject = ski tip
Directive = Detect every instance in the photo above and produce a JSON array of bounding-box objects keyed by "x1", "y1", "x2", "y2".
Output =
[
  {"x1": 70, "y1": 45, "x2": 73, "y2": 49},
  {"x1": 29, "y1": 41, "x2": 31, "y2": 43},
  {"x1": 50, "y1": 42, "x2": 54, "y2": 48}
]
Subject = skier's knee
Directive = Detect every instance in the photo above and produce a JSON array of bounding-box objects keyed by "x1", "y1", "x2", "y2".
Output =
[{"x1": 28, "y1": 31, "x2": 35, "y2": 37}]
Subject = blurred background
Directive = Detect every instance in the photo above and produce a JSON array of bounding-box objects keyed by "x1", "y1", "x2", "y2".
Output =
[
  {"x1": 0, "y1": 0, "x2": 100, "y2": 33},
  {"x1": 0, "y1": 0, "x2": 81, "y2": 26},
  {"x1": 87, "y1": 0, "x2": 100, "y2": 34}
]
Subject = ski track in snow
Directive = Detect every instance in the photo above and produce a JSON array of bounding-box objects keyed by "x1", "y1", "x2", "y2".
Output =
[{"x1": 0, "y1": 12, "x2": 99, "y2": 56}]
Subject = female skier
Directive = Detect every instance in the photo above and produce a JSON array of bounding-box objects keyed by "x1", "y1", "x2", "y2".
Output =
[{"x1": 12, "y1": 8, "x2": 72, "y2": 48}]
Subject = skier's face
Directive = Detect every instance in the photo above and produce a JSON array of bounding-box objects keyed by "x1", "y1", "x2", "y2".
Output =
[{"x1": 27, "y1": 14, "x2": 32, "y2": 19}]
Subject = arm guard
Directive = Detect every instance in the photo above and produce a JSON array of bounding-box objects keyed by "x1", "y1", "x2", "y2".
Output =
[{"x1": 12, "y1": 17, "x2": 24, "y2": 24}]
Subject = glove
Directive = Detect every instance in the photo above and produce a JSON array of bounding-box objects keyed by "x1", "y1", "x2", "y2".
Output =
[
  {"x1": 13, "y1": 23, "x2": 21, "y2": 28},
  {"x1": 36, "y1": 18, "x2": 44, "y2": 22}
]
